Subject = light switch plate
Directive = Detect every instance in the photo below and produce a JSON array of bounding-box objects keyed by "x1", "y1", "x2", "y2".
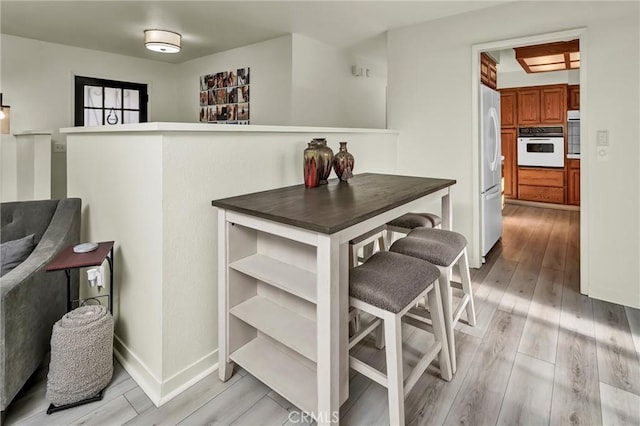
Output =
[{"x1": 597, "y1": 130, "x2": 609, "y2": 146}]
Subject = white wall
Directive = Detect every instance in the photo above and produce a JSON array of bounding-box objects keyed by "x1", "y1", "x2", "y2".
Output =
[
  {"x1": 66, "y1": 125, "x2": 400, "y2": 404},
  {"x1": 291, "y1": 34, "x2": 387, "y2": 128},
  {"x1": 0, "y1": 34, "x2": 177, "y2": 198},
  {"x1": 498, "y1": 69, "x2": 580, "y2": 89},
  {"x1": 173, "y1": 35, "x2": 293, "y2": 125},
  {"x1": 388, "y1": 1, "x2": 640, "y2": 307},
  {"x1": 172, "y1": 33, "x2": 388, "y2": 129}
]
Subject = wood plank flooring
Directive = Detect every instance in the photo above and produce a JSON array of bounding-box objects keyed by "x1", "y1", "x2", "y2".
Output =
[{"x1": 4, "y1": 204, "x2": 640, "y2": 426}]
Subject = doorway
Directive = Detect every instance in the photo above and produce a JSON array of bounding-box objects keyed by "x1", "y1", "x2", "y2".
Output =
[{"x1": 471, "y1": 28, "x2": 588, "y2": 295}]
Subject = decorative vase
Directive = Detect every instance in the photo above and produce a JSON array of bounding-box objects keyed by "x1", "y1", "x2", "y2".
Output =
[
  {"x1": 333, "y1": 141, "x2": 354, "y2": 181},
  {"x1": 313, "y1": 138, "x2": 334, "y2": 184},
  {"x1": 303, "y1": 142, "x2": 320, "y2": 188}
]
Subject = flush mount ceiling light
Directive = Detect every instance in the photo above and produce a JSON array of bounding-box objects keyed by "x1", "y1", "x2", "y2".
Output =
[
  {"x1": 144, "y1": 29, "x2": 181, "y2": 53},
  {"x1": 515, "y1": 39, "x2": 579, "y2": 73}
]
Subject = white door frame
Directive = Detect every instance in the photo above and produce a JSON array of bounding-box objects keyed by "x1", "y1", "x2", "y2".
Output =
[{"x1": 470, "y1": 27, "x2": 589, "y2": 295}]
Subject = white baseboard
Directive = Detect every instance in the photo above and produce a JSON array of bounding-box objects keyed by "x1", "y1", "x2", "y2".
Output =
[
  {"x1": 113, "y1": 335, "x2": 219, "y2": 407},
  {"x1": 159, "y1": 350, "x2": 219, "y2": 406}
]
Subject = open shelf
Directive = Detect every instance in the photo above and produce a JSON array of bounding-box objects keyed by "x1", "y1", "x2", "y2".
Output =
[
  {"x1": 230, "y1": 254, "x2": 316, "y2": 303},
  {"x1": 230, "y1": 296, "x2": 317, "y2": 362},
  {"x1": 230, "y1": 337, "x2": 317, "y2": 415}
]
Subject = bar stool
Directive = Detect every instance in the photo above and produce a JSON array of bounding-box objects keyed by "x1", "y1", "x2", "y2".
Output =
[
  {"x1": 349, "y1": 251, "x2": 452, "y2": 425},
  {"x1": 386, "y1": 212, "x2": 441, "y2": 246},
  {"x1": 389, "y1": 228, "x2": 475, "y2": 374}
]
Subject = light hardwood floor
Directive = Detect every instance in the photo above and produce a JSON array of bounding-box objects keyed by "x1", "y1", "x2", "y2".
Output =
[{"x1": 4, "y1": 205, "x2": 640, "y2": 426}]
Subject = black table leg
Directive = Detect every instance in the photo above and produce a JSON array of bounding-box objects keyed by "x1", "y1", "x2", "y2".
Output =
[
  {"x1": 106, "y1": 248, "x2": 113, "y2": 314},
  {"x1": 64, "y1": 269, "x2": 71, "y2": 312}
]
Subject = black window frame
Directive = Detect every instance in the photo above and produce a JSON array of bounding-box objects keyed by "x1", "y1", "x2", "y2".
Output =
[{"x1": 74, "y1": 76, "x2": 148, "y2": 126}]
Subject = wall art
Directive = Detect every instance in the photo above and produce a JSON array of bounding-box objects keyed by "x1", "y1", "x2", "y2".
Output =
[{"x1": 199, "y1": 67, "x2": 250, "y2": 124}]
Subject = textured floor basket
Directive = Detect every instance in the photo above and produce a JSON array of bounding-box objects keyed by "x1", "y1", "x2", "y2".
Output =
[{"x1": 46, "y1": 305, "x2": 114, "y2": 406}]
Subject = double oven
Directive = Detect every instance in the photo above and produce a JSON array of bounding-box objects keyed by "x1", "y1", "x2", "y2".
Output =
[{"x1": 517, "y1": 126, "x2": 564, "y2": 168}]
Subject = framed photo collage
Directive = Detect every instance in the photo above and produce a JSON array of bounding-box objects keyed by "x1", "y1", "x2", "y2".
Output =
[{"x1": 199, "y1": 67, "x2": 249, "y2": 124}]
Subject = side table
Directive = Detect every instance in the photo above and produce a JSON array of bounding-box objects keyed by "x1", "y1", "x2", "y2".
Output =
[
  {"x1": 46, "y1": 241, "x2": 114, "y2": 313},
  {"x1": 44, "y1": 241, "x2": 115, "y2": 415}
]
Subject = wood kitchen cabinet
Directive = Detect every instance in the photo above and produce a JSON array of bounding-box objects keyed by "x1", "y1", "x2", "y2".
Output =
[
  {"x1": 567, "y1": 159, "x2": 580, "y2": 205},
  {"x1": 517, "y1": 84, "x2": 567, "y2": 125},
  {"x1": 501, "y1": 128, "x2": 517, "y2": 198},
  {"x1": 500, "y1": 89, "x2": 517, "y2": 128},
  {"x1": 480, "y1": 53, "x2": 497, "y2": 90},
  {"x1": 517, "y1": 88, "x2": 540, "y2": 125},
  {"x1": 541, "y1": 85, "x2": 567, "y2": 123},
  {"x1": 518, "y1": 167, "x2": 566, "y2": 204},
  {"x1": 568, "y1": 85, "x2": 580, "y2": 110}
]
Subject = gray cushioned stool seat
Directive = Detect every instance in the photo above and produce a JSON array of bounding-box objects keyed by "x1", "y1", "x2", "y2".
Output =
[
  {"x1": 390, "y1": 228, "x2": 467, "y2": 266},
  {"x1": 350, "y1": 251, "x2": 439, "y2": 313},
  {"x1": 387, "y1": 212, "x2": 442, "y2": 230}
]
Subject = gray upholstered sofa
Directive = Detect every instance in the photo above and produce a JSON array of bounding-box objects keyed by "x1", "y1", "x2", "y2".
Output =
[{"x1": 0, "y1": 198, "x2": 81, "y2": 414}]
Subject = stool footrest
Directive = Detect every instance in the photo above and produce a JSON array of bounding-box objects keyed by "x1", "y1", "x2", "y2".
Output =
[
  {"x1": 402, "y1": 314, "x2": 434, "y2": 335},
  {"x1": 404, "y1": 341, "x2": 443, "y2": 397},
  {"x1": 349, "y1": 317, "x2": 382, "y2": 350},
  {"x1": 350, "y1": 355, "x2": 388, "y2": 388}
]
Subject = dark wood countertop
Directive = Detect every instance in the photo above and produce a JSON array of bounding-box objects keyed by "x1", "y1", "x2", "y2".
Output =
[{"x1": 211, "y1": 173, "x2": 455, "y2": 234}]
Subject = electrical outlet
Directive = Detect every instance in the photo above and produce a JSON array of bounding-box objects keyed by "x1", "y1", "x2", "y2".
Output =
[{"x1": 53, "y1": 142, "x2": 66, "y2": 153}]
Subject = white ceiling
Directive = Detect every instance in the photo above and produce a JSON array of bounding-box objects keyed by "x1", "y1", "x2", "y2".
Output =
[{"x1": 1, "y1": 1, "x2": 507, "y2": 64}]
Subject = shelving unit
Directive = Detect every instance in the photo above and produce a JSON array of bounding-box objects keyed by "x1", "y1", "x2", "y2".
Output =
[
  {"x1": 230, "y1": 296, "x2": 317, "y2": 361},
  {"x1": 222, "y1": 222, "x2": 320, "y2": 416},
  {"x1": 230, "y1": 337, "x2": 317, "y2": 414},
  {"x1": 229, "y1": 254, "x2": 316, "y2": 303}
]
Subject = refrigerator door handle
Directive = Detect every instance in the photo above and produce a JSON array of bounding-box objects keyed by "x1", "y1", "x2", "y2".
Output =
[
  {"x1": 488, "y1": 107, "x2": 500, "y2": 172},
  {"x1": 486, "y1": 185, "x2": 501, "y2": 200}
]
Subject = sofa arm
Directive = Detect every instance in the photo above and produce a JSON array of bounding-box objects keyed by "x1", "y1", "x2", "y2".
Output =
[{"x1": 0, "y1": 198, "x2": 81, "y2": 411}]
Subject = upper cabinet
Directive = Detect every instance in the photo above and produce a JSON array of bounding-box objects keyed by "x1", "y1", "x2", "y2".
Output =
[
  {"x1": 517, "y1": 84, "x2": 567, "y2": 125},
  {"x1": 499, "y1": 89, "x2": 517, "y2": 128},
  {"x1": 540, "y1": 85, "x2": 567, "y2": 123},
  {"x1": 568, "y1": 85, "x2": 580, "y2": 110},
  {"x1": 517, "y1": 88, "x2": 540, "y2": 125},
  {"x1": 480, "y1": 53, "x2": 497, "y2": 90}
]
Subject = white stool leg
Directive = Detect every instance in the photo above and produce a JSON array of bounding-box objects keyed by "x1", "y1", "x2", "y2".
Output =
[
  {"x1": 384, "y1": 311, "x2": 404, "y2": 426},
  {"x1": 460, "y1": 248, "x2": 476, "y2": 326},
  {"x1": 375, "y1": 324, "x2": 385, "y2": 349},
  {"x1": 427, "y1": 280, "x2": 453, "y2": 381},
  {"x1": 438, "y1": 266, "x2": 456, "y2": 374}
]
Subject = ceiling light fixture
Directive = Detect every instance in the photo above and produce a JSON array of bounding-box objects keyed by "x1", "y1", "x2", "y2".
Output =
[
  {"x1": 144, "y1": 29, "x2": 181, "y2": 54},
  {"x1": 515, "y1": 39, "x2": 579, "y2": 74}
]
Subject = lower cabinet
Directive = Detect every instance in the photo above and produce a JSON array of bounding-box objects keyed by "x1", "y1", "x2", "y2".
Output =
[
  {"x1": 518, "y1": 167, "x2": 566, "y2": 204},
  {"x1": 567, "y1": 159, "x2": 580, "y2": 205}
]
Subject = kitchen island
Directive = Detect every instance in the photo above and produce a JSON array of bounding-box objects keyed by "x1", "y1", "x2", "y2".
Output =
[
  {"x1": 61, "y1": 123, "x2": 401, "y2": 406},
  {"x1": 212, "y1": 173, "x2": 455, "y2": 424}
]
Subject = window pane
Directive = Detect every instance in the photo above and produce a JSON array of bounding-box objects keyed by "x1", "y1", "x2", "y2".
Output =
[
  {"x1": 84, "y1": 108, "x2": 102, "y2": 126},
  {"x1": 123, "y1": 110, "x2": 140, "y2": 124},
  {"x1": 123, "y1": 90, "x2": 139, "y2": 109},
  {"x1": 105, "y1": 109, "x2": 121, "y2": 125},
  {"x1": 84, "y1": 86, "x2": 102, "y2": 108},
  {"x1": 104, "y1": 88, "x2": 122, "y2": 108}
]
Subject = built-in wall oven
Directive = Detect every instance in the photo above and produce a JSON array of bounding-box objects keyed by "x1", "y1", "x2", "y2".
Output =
[{"x1": 517, "y1": 126, "x2": 564, "y2": 168}]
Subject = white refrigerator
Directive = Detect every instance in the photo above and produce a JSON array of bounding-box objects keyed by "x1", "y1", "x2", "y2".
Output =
[{"x1": 480, "y1": 84, "x2": 502, "y2": 259}]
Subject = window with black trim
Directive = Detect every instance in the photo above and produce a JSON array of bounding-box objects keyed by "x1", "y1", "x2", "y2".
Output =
[{"x1": 74, "y1": 76, "x2": 148, "y2": 126}]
